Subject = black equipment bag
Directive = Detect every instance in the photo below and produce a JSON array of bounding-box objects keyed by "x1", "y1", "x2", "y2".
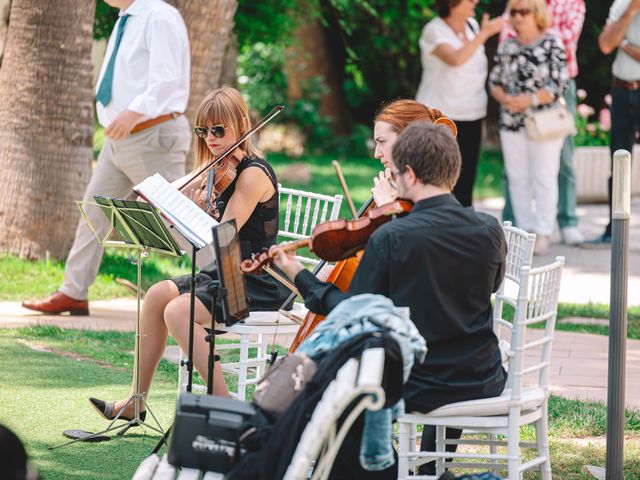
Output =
[{"x1": 168, "y1": 393, "x2": 256, "y2": 473}]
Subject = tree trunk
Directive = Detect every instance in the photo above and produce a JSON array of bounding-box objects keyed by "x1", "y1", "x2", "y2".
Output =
[
  {"x1": 174, "y1": 0, "x2": 238, "y2": 169},
  {"x1": 284, "y1": 18, "x2": 351, "y2": 135},
  {"x1": 0, "y1": 0, "x2": 95, "y2": 260},
  {"x1": 0, "y1": 0, "x2": 12, "y2": 68}
]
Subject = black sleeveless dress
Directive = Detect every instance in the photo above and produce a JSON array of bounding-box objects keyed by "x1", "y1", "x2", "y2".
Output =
[{"x1": 171, "y1": 156, "x2": 291, "y2": 313}]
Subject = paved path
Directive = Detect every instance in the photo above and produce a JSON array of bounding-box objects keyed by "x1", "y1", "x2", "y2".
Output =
[
  {"x1": 1, "y1": 299, "x2": 639, "y2": 409},
  {"x1": 475, "y1": 196, "x2": 640, "y2": 306}
]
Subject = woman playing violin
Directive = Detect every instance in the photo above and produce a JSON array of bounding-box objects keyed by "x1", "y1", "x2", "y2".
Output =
[{"x1": 88, "y1": 87, "x2": 290, "y2": 420}]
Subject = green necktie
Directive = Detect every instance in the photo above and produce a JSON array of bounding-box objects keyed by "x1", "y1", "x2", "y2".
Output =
[{"x1": 96, "y1": 14, "x2": 130, "y2": 107}]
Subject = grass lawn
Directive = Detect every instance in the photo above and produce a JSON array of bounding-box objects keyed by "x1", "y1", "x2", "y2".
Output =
[
  {"x1": 496, "y1": 302, "x2": 640, "y2": 340},
  {"x1": 1, "y1": 326, "x2": 639, "y2": 479}
]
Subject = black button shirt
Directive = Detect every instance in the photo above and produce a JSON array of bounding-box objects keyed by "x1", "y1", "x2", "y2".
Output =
[{"x1": 295, "y1": 194, "x2": 507, "y2": 413}]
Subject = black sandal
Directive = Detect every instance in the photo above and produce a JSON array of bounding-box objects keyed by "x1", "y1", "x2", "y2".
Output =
[{"x1": 88, "y1": 397, "x2": 146, "y2": 422}]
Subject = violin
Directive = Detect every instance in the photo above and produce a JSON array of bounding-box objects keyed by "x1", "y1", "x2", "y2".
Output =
[
  {"x1": 197, "y1": 149, "x2": 244, "y2": 218},
  {"x1": 240, "y1": 199, "x2": 413, "y2": 274}
]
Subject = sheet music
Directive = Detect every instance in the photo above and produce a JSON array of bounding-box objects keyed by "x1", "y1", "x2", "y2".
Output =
[{"x1": 134, "y1": 173, "x2": 218, "y2": 250}]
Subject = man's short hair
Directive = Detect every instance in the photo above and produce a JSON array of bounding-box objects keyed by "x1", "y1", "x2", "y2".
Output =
[{"x1": 391, "y1": 121, "x2": 461, "y2": 190}]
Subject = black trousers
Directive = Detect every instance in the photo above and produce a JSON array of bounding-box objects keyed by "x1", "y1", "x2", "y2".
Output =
[
  {"x1": 419, "y1": 426, "x2": 463, "y2": 475},
  {"x1": 452, "y1": 119, "x2": 483, "y2": 207},
  {"x1": 606, "y1": 84, "x2": 640, "y2": 235}
]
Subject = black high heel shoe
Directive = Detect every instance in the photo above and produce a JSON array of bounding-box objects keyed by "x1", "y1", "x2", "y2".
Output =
[{"x1": 88, "y1": 397, "x2": 147, "y2": 422}]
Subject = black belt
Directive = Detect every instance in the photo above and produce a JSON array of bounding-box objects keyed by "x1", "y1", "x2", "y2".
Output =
[{"x1": 613, "y1": 77, "x2": 640, "y2": 91}]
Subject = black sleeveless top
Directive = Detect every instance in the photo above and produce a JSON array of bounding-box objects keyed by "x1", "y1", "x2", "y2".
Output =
[
  {"x1": 215, "y1": 156, "x2": 279, "y2": 258},
  {"x1": 171, "y1": 155, "x2": 290, "y2": 313}
]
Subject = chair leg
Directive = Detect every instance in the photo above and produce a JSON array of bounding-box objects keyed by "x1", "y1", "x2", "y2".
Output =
[
  {"x1": 537, "y1": 402, "x2": 552, "y2": 480},
  {"x1": 257, "y1": 333, "x2": 268, "y2": 380},
  {"x1": 237, "y1": 335, "x2": 249, "y2": 401},
  {"x1": 507, "y1": 412, "x2": 522, "y2": 480},
  {"x1": 435, "y1": 425, "x2": 445, "y2": 476},
  {"x1": 489, "y1": 433, "x2": 498, "y2": 456},
  {"x1": 398, "y1": 421, "x2": 411, "y2": 480}
]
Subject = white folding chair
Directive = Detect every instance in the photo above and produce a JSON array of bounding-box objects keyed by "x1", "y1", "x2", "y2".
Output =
[
  {"x1": 494, "y1": 221, "x2": 536, "y2": 363},
  {"x1": 178, "y1": 186, "x2": 343, "y2": 400},
  {"x1": 132, "y1": 453, "x2": 225, "y2": 480},
  {"x1": 279, "y1": 185, "x2": 344, "y2": 266},
  {"x1": 284, "y1": 347, "x2": 387, "y2": 480},
  {"x1": 397, "y1": 257, "x2": 564, "y2": 480}
]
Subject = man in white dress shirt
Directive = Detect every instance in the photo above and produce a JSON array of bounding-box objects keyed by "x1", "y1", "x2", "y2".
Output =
[{"x1": 23, "y1": 0, "x2": 191, "y2": 315}]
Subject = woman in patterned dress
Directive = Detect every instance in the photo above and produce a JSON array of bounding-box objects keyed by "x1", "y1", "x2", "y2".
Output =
[{"x1": 489, "y1": 0, "x2": 569, "y2": 255}]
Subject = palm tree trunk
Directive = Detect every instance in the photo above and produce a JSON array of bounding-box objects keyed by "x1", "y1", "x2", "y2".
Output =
[{"x1": 0, "y1": 0, "x2": 95, "y2": 259}]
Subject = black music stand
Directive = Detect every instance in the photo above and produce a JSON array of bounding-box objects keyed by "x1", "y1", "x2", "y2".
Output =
[
  {"x1": 50, "y1": 197, "x2": 182, "y2": 449},
  {"x1": 151, "y1": 220, "x2": 249, "y2": 454},
  {"x1": 204, "y1": 219, "x2": 249, "y2": 392}
]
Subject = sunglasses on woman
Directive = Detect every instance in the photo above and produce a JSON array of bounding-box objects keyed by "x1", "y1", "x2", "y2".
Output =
[
  {"x1": 510, "y1": 8, "x2": 532, "y2": 17},
  {"x1": 193, "y1": 124, "x2": 226, "y2": 139}
]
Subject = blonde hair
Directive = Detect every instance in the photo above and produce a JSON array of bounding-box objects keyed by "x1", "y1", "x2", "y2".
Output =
[
  {"x1": 193, "y1": 86, "x2": 262, "y2": 166},
  {"x1": 507, "y1": 0, "x2": 550, "y2": 31}
]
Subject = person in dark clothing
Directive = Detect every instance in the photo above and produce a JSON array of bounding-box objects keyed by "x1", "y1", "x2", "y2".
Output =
[
  {"x1": 270, "y1": 121, "x2": 507, "y2": 478},
  {"x1": 0, "y1": 424, "x2": 40, "y2": 480},
  {"x1": 89, "y1": 87, "x2": 290, "y2": 420}
]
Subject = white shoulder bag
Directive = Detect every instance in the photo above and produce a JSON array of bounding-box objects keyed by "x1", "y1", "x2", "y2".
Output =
[{"x1": 524, "y1": 102, "x2": 576, "y2": 142}]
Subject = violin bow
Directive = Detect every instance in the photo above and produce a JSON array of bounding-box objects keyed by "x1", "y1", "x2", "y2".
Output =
[
  {"x1": 177, "y1": 105, "x2": 285, "y2": 191},
  {"x1": 331, "y1": 160, "x2": 358, "y2": 219}
]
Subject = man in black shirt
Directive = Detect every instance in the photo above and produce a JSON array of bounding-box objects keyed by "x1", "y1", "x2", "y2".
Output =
[{"x1": 270, "y1": 121, "x2": 507, "y2": 476}]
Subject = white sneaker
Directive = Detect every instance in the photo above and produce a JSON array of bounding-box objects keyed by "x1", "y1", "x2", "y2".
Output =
[
  {"x1": 534, "y1": 235, "x2": 550, "y2": 256},
  {"x1": 561, "y1": 226, "x2": 584, "y2": 246}
]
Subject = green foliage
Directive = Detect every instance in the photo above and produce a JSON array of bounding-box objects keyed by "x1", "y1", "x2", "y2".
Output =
[
  {"x1": 93, "y1": 0, "x2": 304, "y2": 49},
  {"x1": 575, "y1": 2, "x2": 614, "y2": 108},
  {"x1": 93, "y1": 1, "x2": 118, "y2": 40},
  {"x1": 237, "y1": 43, "x2": 288, "y2": 115},
  {"x1": 235, "y1": 0, "x2": 303, "y2": 49}
]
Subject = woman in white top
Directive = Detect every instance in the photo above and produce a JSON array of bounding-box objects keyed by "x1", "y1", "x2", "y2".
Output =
[{"x1": 416, "y1": 0, "x2": 502, "y2": 206}]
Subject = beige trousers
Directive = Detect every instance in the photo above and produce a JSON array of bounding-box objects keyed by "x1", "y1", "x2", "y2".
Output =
[{"x1": 59, "y1": 115, "x2": 191, "y2": 300}]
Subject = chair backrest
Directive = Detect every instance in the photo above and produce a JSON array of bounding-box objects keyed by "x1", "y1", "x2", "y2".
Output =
[
  {"x1": 283, "y1": 348, "x2": 386, "y2": 480},
  {"x1": 506, "y1": 256, "x2": 564, "y2": 399},
  {"x1": 279, "y1": 185, "x2": 343, "y2": 266},
  {"x1": 493, "y1": 222, "x2": 536, "y2": 345}
]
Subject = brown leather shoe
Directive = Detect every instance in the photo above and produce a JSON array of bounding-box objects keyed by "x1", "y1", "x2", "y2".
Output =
[{"x1": 22, "y1": 292, "x2": 89, "y2": 315}]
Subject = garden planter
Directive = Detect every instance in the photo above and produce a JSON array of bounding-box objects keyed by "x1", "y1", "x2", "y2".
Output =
[{"x1": 574, "y1": 145, "x2": 640, "y2": 203}]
